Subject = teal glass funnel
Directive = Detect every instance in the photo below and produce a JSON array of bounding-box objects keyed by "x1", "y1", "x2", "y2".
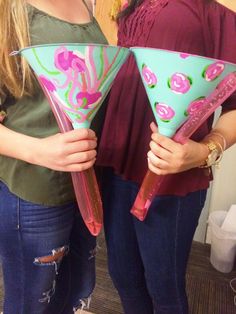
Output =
[
  {"x1": 19, "y1": 43, "x2": 130, "y2": 129},
  {"x1": 131, "y1": 47, "x2": 236, "y2": 137},
  {"x1": 130, "y1": 47, "x2": 236, "y2": 221},
  {"x1": 15, "y1": 43, "x2": 130, "y2": 235}
]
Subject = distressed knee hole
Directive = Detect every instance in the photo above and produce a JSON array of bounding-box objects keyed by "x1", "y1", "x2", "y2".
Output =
[
  {"x1": 34, "y1": 245, "x2": 69, "y2": 274},
  {"x1": 34, "y1": 245, "x2": 69, "y2": 265},
  {"x1": 73, "y1": 295, "x2": 92, "y2": 313},
  {"x1": 39, "y1": 280, "x2": 56, "y2": 304}
]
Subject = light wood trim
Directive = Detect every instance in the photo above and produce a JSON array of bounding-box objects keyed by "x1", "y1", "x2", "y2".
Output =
[{"x1": 95, "y1": 0, "x2": 118, "y2": 45}]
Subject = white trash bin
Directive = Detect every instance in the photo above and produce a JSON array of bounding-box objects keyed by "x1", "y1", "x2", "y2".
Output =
[{"x1": 208, "y1": 210, "x2": 236, "y2": 273}]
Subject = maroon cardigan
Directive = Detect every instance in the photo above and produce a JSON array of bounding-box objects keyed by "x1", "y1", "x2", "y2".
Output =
[{"x1": 96, "y1": 0, "x2": 236, "y2": 196}]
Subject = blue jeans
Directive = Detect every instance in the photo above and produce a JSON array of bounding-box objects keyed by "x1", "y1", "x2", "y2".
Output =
[
  {"x1": 0, "y1": 181, "x2": 96, "y2": 314},
  {"x1": 100, "y1": 168, "x2": 207, "y2": 314}
]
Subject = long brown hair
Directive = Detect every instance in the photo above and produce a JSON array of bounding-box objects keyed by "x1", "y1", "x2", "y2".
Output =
[
  {"x1": 118, "y1": 0, "x2": 144, "y2": 18},
  {"x1": 0, "y1": 0, "x2": 34, "y2": 99},
  {"x1": 119, "y1": 0, "x2": 213, "y2": 18}
]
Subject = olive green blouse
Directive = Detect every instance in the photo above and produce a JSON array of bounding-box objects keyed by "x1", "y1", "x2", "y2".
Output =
[{"x1": 0, "y1": 3, "x2": 108, "y2": 205}]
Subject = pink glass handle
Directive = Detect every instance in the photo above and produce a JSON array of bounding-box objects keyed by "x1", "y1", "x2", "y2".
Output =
[
  {"x1": 40, "y1": 85, "x2": 103, "y2": 236},
  {"x1": 130, "y1": 171, "x2": 165, "y2": 220},
  {"x1": 71, "y1": 168, "x2": 103, "y2": 236},
  {"x1": 131, "y1": 72, "x2": 236, "y2": 221},
  {"x1": 174, "y1": 72, "x2": 236, "y2": 142}
]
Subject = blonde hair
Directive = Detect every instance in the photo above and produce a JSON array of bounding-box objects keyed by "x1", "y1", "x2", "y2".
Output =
[{"x1": 0, "y1": 0, "x2": 34, "y2": 99}]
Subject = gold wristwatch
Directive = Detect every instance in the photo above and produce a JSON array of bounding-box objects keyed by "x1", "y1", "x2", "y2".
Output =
[{"x1": 199, "y1": 141, "x2": 221, "y2": 168}]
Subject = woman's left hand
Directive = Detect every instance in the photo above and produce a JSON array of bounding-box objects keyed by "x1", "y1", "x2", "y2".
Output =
[{"x1": 147, "y1": 122, "x2": 209, "y2": 175}]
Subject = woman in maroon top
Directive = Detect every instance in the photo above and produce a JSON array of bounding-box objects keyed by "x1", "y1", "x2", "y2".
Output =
[{"x1": 97, "y1": 1, "x2": 236, "y2": 313}]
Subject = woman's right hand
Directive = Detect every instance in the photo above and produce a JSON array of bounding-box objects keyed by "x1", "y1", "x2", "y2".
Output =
[
  {"x1": 0, "y1": 124, "x2": 97, "y2": 172},
  {"x1": 147, "y1": 122, "x2": 208, "y2": 175},
  {"x1": 34, "y1": 128, "x2": 97, "y2": 172}
]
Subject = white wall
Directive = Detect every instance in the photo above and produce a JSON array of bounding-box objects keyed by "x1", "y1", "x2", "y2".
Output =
[
  {"x1": 194, "y1": 144, "x2": 236, "y2": 243},
  {"x1": 200, "y1": 144, "x2": 236, "y2": 243},
  {"x1": 194, "y1": 104, "x2": 236, "y2": 242},
  {"x1": 208, "y1": 144, "x2": 236, "y2": 214}
]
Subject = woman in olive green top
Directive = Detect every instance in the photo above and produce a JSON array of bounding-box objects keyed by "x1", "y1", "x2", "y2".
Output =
[{"x1": 0, "y1": 0, "x2": 107, "y2": 313}]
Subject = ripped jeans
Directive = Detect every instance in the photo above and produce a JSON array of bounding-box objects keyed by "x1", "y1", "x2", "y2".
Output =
[{"x1": 0, "y1": 181, "x2": 96, "y2": 314}]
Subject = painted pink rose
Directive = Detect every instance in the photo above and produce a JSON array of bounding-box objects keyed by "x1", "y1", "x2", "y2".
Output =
[
  {"x1": 142, "y1": 64, "x2": 157, "y2": 88},
  {"x1": 168, "y1": 73, "x2": 192, "y2": 94},
  {"x1": 185, "y1": 97, "x2": 206, "y2": 116},
  {"x1": 203, "y1": 62, "x2": 225, "y2": 81},
  {"x1": 76, "y1": 91, "x2": 102, "y2": 109},
  {"x1": 39, "y1": 75, "x2": 56, "y2": 92},
  {"x1": 56, "y1": 51, "x2": 86, "y2": 72},
  {"x1": 155, "y1": 102, "x2": 175, "y2": 122}
]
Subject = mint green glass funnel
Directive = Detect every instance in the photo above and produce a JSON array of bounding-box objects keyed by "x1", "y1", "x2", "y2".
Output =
[
  {"x1": 14, "y1": 43, "x2": 130, "y2": 235},
  {"x1": 19, "y1": 44, "x2": 130, "y2": 129},
  {"x1": 130, "y1": 47, "x2": 236, "y2": 221},
  {"x1": 131, "y1": 47, "x2": 236, "y2": 137}
]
